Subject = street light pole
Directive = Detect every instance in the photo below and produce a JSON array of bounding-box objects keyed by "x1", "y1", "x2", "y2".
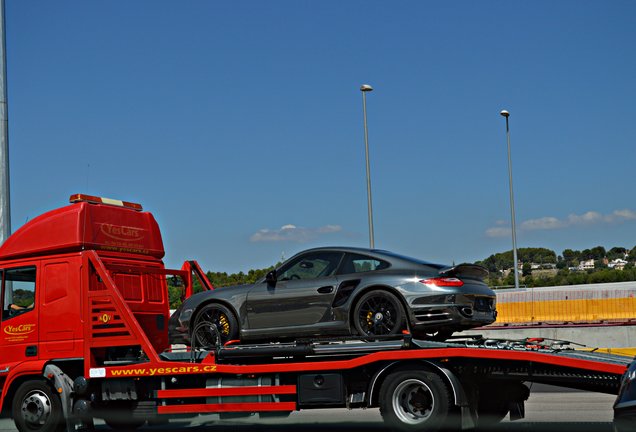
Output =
[
  {"x1": 360, "y1": 84, "x2": 374, "y2": 249},
  {"x1": 500, "y1": 110, "x2": 519, "y2": 289},
  {"x1": 0, "y1": 0, "x2": 10, "y2": 246}
]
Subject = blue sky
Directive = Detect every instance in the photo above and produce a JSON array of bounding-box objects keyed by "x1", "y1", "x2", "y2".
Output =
[{"x1": 4, "y1": 1, "x2": 636, "y2": 273}]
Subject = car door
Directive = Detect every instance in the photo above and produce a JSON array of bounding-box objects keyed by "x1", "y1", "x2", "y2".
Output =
[{"x1": 245, "y1": 251, "x2": 343, "y2": 333}]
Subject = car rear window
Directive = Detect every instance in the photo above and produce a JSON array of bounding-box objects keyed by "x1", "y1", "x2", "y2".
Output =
[{"x1": 339, "y1": 253, "x2": 390, "y2": 274}]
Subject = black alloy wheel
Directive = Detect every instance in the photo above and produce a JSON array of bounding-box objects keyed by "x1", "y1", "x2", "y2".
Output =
[
  {"x1": 353, "y1": 290, "x2": 404, "y2": 337},
  {"x1": 192, "y1": 303, "x2": 239, "y2": 348}
]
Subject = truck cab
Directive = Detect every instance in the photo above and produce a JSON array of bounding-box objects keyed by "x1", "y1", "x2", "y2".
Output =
[{"x1": 0, "y1": 195, "x2": 178, "y2": 418}]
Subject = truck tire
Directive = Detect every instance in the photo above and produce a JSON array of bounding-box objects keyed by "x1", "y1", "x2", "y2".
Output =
[
  {"x1": 12, "y1": 380, "x2": 64, "y2": 432},
  {"x1": 353, "y1": 290, "x2": 405, "y2": 338},
  {"x1": 193, "y1": 303, "x2": 239, "y2": 348},
  {"x1": 379, "y1": 370, "x2": 451, "y2": 432},
  {"x1": 614, "y1": 414, "x2": 636, "y2": 432}
]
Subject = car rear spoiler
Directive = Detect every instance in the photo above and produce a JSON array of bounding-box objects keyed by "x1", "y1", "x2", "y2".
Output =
[{"x1": 439, "y1": 263, "x2": 488, "y2": 281}]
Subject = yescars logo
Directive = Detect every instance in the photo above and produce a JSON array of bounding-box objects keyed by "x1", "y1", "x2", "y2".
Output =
[
  {"x1": 4, "y1": 323, "x2": 36, "y2": 337},
  {"x1": 100, "y1": 224, "x2": 145, "y2": 242}
]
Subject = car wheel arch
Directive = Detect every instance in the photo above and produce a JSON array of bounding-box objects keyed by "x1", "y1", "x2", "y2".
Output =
[
  {"x1": 192, "y1": 300, "x2": 242, "y2": 336},
  {"x1": 348, "y1": 285, "x2": 411, "y2": 332}
]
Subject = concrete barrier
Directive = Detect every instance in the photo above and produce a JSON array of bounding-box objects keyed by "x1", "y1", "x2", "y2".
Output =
[{"x1": 495, "y1": 281, "x2": 636, "y2": 325}]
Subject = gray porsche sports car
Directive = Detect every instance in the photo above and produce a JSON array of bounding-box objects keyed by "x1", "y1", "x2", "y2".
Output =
[{"x1": 168, "y1": 247, "x2": 496, "y2": 346}]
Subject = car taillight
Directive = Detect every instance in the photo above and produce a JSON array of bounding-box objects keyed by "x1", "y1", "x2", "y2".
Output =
[{"x1": 420, "y1": 277, "x2": 464, "y2": 287}]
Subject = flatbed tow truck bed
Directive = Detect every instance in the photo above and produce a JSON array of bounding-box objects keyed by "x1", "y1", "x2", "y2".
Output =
[{"x1": 87, "y1": 333, "x2": 630, "y2": 430}]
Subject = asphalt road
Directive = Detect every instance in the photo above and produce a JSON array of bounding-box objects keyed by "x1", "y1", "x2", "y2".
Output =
[{"x1": 0, "y1": 388, "x2": 618, "y2": 432}]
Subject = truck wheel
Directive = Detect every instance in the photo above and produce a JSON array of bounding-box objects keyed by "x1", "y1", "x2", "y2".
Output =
[
  {"x1": 193, "y1": 303, "x2": 239, "y2": 347},
  {"x1": 12, "y1": 380, "x2": 64, "y2": 432},
  {"x1": 353, "y1": 290, "x2": 404, "y2": 337},
  {"x1": 379, "y1": 370, "x2": 450, "y2": 432},
  {"x1": 614, "y1": 414, "x2": 636, "y2": 432}
]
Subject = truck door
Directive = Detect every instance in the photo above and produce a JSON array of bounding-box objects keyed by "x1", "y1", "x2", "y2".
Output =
[{"x1": 0, "y1": 267, "x2": 39, "y2": 366}]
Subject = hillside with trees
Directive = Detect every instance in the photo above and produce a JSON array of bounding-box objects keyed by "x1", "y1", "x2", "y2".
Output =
[
  {"x1": 476, "y1": 248, "x2": 557, "y2": 273},
  {"x1": 477, "y1": 245, "x2": 636, "y2": 288}
]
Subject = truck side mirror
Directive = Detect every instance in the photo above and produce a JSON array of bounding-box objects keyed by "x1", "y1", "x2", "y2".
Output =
[{"x1": 265, "y1": 270, "x2": 277, "y2": 286}]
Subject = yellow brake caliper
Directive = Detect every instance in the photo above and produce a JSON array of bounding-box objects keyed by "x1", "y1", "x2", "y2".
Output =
[{"x1": 219, "y1": 314, "x2": 230, "y2": 336}]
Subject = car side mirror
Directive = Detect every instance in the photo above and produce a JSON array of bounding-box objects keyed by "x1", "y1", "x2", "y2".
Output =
[{"x1": 265, "y1": 270, "x2": 277, "y2": 286}]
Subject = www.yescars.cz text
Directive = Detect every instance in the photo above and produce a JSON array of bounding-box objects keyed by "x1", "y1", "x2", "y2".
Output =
[{"x1": 106, "y1": 365, "x2": 218, "y2": 377}]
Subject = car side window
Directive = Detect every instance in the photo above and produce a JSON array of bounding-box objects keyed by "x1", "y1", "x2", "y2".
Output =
[
  {"x1": 1, "y1": 267, "x2": 37, "y2": 320},
  {"x1": 338, "y1": 253, "x2": 390, "y2": 275},
  {"x1": 278, "y1": 252, "x2": 343, "y2": 281}
]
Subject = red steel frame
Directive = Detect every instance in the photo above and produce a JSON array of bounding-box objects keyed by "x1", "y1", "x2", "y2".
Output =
[
  {"x1": 82, "y1": 248, "x2": 628, "y2": 378},
  {"x1": 99, "y1": 345, "x2": 627, "y2": 378},
  {"x1": 73, "y1": 250, "x2": 628, "y2": 416},
  {"x1": 156, "y1": 386, "x2": 298, "y2": 414}
]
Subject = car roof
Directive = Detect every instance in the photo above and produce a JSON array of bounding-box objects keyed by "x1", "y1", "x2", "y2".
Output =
[{"x1": 288, "y1": 246, "x2": 446, "y2": 269}]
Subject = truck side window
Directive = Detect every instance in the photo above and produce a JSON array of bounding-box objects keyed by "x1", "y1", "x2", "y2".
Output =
[{"x1": 2, "y1": 267, "x2": 36, "y2": 320}]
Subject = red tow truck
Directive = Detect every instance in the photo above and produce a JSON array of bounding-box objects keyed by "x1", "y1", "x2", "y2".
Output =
[{"x1": 0, "y1": 195, "x2": 632, "y2": 432}]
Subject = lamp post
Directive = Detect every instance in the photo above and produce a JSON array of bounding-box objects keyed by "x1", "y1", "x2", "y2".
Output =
[
  {"x1": 500, "y1": 110, "x2": 519, "y2": 290},
  {"x1": 0, "y1": 0, "x2": 10, "y2": 247},
  {"x1": 360, "y1": 84, "x2": 374, "y2": 249}
]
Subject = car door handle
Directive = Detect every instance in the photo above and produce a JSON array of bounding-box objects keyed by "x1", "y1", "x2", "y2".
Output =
[{"x1": 317, "y1": 286, "x2": 334, "y2": 294}]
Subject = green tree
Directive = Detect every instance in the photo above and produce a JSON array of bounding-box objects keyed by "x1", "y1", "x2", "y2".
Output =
[
  {"x1": 522, "y1": 262, "x2": 532, "y2": 277},
  {"x1": 608, "y1": 247, "x2": 627, "y2": 260},
  {"x1": 556, "y1": 256, "x2": 566, "y2": 269},
  {"x1": 562, "y1": 249, "x2": 580, "y2": 267},
  {"x1": 503, "y1": 272, "x2": 516, "y2": 287},
  {"x1": 580, "y1": 246, "x2": 606, "y2": 260}
]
